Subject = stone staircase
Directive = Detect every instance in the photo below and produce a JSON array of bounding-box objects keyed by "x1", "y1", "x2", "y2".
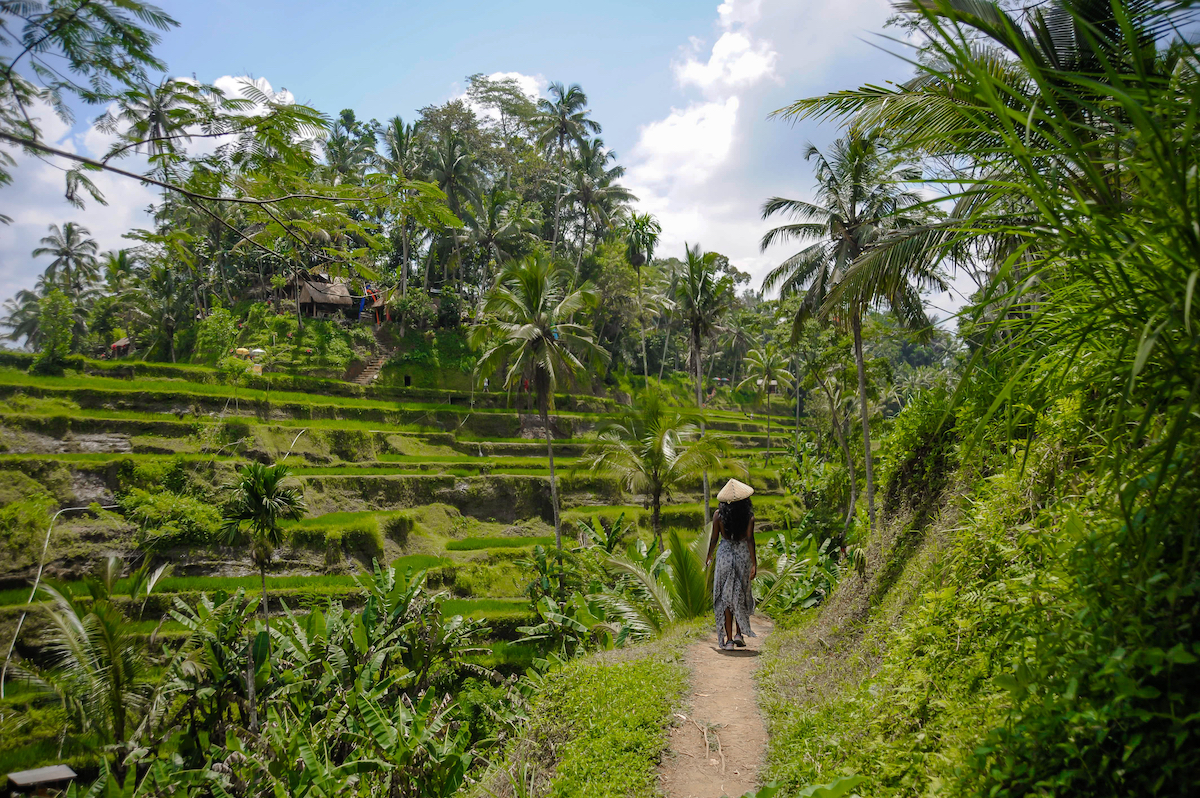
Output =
[{"x1": 352, "y1": 351, "x2": 391, "y2": 385}]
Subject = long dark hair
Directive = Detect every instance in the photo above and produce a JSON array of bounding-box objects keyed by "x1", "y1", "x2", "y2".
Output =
[{"x1": 718, "y1": 497, "x2": 753, "y2": 540}]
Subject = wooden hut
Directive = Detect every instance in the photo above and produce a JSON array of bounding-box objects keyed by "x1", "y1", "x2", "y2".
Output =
[{"x1": 289, "y1": 275, "x2": 356, "y2": 319}]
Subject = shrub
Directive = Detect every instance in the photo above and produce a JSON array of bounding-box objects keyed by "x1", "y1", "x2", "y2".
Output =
[
  {"x1": 30, "y1": 289, "x2": 73, "y2": 376},
  {"x1": 437, "y1": 288, "x2": 465, "y2": 328},
  {"x1": 881, "y1": 387, "x2": 957, "y2": 529},
  {"x1": 192, "y1": 308, "x2": 239, "y2": 365},
  {"x1": 389, "y1": 288, "x2": 436, "y2": 331},
  {"x1": 119, "y1": 488, "x2": 222, "y2": 547}
]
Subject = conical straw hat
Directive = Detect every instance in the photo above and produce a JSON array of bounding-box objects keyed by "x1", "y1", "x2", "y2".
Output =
[{"x1": 716, "y1": 478, "x2": 754, "y2": 502}]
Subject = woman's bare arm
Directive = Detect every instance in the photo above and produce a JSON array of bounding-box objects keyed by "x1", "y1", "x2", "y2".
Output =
[{"x1": 705, "y1": 514, "x2": 722, "y2": 567}]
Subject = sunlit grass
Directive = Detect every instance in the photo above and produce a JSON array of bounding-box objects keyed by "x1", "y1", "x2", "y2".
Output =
[{"x1": 445, "y1": 535, "x2": 556, "y2": 551}]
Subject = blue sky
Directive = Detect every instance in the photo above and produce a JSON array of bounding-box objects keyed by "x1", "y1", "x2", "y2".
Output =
[{"x1": 0, "y1": 0, "x2": 973, "y2": 321}]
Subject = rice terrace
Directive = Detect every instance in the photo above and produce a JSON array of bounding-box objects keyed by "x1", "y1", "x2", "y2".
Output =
[{"x1": 0, "y1": 1, "x2": 1197, "y2": 797}]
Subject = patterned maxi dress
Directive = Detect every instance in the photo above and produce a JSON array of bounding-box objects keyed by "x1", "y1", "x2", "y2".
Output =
[{"x1": 713, "y1": 535, "x2": 756, "y2": 648}]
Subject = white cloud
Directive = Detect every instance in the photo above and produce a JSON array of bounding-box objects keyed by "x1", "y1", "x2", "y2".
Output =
[
  {"x1": 453, "y1": 71, "x2": 548, "y2": 125},
  {"x1": 675, "y1": 31, "x2": 778, "y2": 93},
  {"x1": 627, "y1": 0, "x2": 905, "y2": 291},
  {"x1": 717, "y1": 0, "x2": 764, "y2": 29},
  {"x1": 483, "y1": 71, "x2": 546, "y2": 102},
  {"x1": 628, "y1": 97, "x2": 740, "y2": 188},
  {"x1": 213, "y1": 75, "x2": 295, "y2": 107}
]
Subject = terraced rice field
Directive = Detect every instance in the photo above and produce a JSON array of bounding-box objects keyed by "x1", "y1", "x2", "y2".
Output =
[{"x1": 0, "y1": 363, "x2": 791, "y2": 657}]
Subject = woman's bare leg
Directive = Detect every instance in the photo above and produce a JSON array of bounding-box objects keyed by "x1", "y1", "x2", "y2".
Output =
[{"x1": 724, "y1": 609, "x2": 734, "y2": 645}]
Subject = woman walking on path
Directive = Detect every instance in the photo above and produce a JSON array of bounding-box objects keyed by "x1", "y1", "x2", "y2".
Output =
[{"x1": 705, "y1": 479, "x2": 757, "y2": 650}]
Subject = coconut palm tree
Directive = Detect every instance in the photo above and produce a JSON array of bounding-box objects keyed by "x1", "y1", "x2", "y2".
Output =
[
  {"x1": 568, "y1": 138, "x2": 633, "y2": 282},
  {"x1": 33, "y1": 222, "x2": 99, "y2": 300},
  {"x1": 760, "y1": 131, "x2": 944, "y2": 529},
  {"x1": 1, "y1": 283, "x2": 46, "y2": 348},
  {"x1": 376, "y1": 116, "x2": 424, "y2": 293},
  {"x1": 533, "y1": 82, "x2": 601, "y2": 260},
  {"x1": 580, "y1": 391, "x2": 727, "y2": 549},
  {"x1": 466, "y1": 185, "x2": 535, "y2": 283},
  {"x1": 738, "y1": 344, "x2": 794, "y2": 465},
  {"x1": 129, "y1": 262, "x2": 189, "y2": 362},
  {"x1": 675, "y1": 243, "x2": 733, "y2": 525},
  {"x1": 471, "y1": 254, "x2": 608, "y2": 559},
  {"x1": 100, "y1": 249, "x2": 139, "y2": 295},
  {"x1": 97, "y1": 77, "x2": 209, "y2": 182},
  {"x1": 222, "y1": 462, "x2": 307, "y2": 622},
  {"x1": 623, "y1": 213, "x2": 661, "y2": 383},
  {"x1": 323, "y1": 109, "x2": 376, "y2": 186},
  {"x1": 427, "y1": 135, "x2": 480, "y2": 285}
]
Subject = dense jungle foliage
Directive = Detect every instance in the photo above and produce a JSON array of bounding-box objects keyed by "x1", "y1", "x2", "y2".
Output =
[{"x1": 0, "y1": 0, "x2": 1197, "y2": 796}]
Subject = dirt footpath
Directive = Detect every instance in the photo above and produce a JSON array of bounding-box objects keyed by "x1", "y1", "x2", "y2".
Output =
[{"x1": 661, "y1": 615, "x2": 773, "y2": 798}]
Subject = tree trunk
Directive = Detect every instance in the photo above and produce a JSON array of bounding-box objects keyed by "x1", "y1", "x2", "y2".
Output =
[
  {"x1": 542, "y1": 405, "x2": 563, "y2": 593},
  {"x1": 652, "y1": 491, "x2": 663, "y2": 551},
  {"x1": 815, "y1": 370, "x2": 857, "y2": 534},
  {"x1": 637, "y1": 268, "x2": 649, "y2": 387},
  {"x1": 246, "y1": 636, "x2": 258, "y2": 732},
  {"x1": 400, "y1": 224, "x2": 410, "y2": 297},
  {"x1": 795, "y1": 373, "x2": 801, "y2": 446},
  {"x1": 658, "y1": 326, "x2": 671, "y2": 382},
  {"x1": 694, "y1": 336, "x2": 710, "y2": 527},
  {"x1": 422, "y1": 244, "x2": 435, "y2": 291},
  {"x1": 852, "y1": 312, "x2": 876, "y2": 530},
  {"x1": 260, "y1": 565, "x2": 269, "y2": 622},
  {"x1": 575, "y1": 213, "x2": 587, "y2": 287},
  {"x1": 293, "y1": 267, "x2": 305, "y2": 331},
  {"x1": 765, "y1": 391, "x2": 771, "y2": 465},
  {"x1": 550, "y1": 138, "x2": 565, "y2": 260}
]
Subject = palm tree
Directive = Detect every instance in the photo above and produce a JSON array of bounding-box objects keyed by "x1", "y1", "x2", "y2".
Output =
[
  {"x1": 466, "y1": 185, "x2": 534, "y2": 283},
  {"x1": 376, "y1": 116, "x2": 423, "y2": 294},
  {"x1": 130, "y1": 262, "x2": 189, "y2": 362},
  {"x1": 26, "y1": 558, "x2": 153, "y2": 747},
  {"x1": 760, "y1": 131, "x2": 944, "y2": 529},
  {"x1": 623, "y1": 213, "x2": 661, "y2": 384},
  {"x1": 675, "y1": 243, "x2": 733, "y2": 525},
  {"x1": 323, "y1": 109, "x2": 375, "y2": 186},
  {"x1": 100, "y1": 249, "x2": 139, "y2": 295},
  {"x1": 533, "y1": 82, "x2": 601, "y2": 260},
  {"x1": 33, "y1": 222, "x2": 99, "y2": 300},
  {"x1": 580, "y1": 391, "x2": 726, "y2": 549},
  {"x1": 568, "y1": 138, "x2": 633, "y2": 282},
  {"x1": 471, "y1": 255, "x2": 608, "y2": 560},
  {"x1": 598, "y1": 530, "x2": 712, "y2": 640},
  {"x1": 1, "y1": 284, "x2": 46, "y2": 348},
  {"x1": 222, "y1": 462, "x2": 307, "y2": 622},
  {"x1": 427, "y1": 135, "x2": 480, "y2": 285},
  {"x1": 738, "y1": 344, "x2": 794, "y2": 465},
  {"x1": 97, "y1": 77, "x2": 208, "y2": 182}
]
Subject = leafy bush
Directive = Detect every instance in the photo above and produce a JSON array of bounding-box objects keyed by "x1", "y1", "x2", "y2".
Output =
[
  {"x1": 881, "y1": 387, "x2": 957, "y2": 529},
  {"x1": 119, "y1": 488, "x2": 221, "y2": 547},
  {"x1": 192, "y1": 308, "x2": 239, "y2": 365},
  {"x1": 388, "y1": 287, "x2": 436, "y2": 330},
  {"x1": 436, "y1": 288, "x2": 465, "y2": 328},
  {"x1": 30, "y1": 289, "x2": 73, "y2": 376}
]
